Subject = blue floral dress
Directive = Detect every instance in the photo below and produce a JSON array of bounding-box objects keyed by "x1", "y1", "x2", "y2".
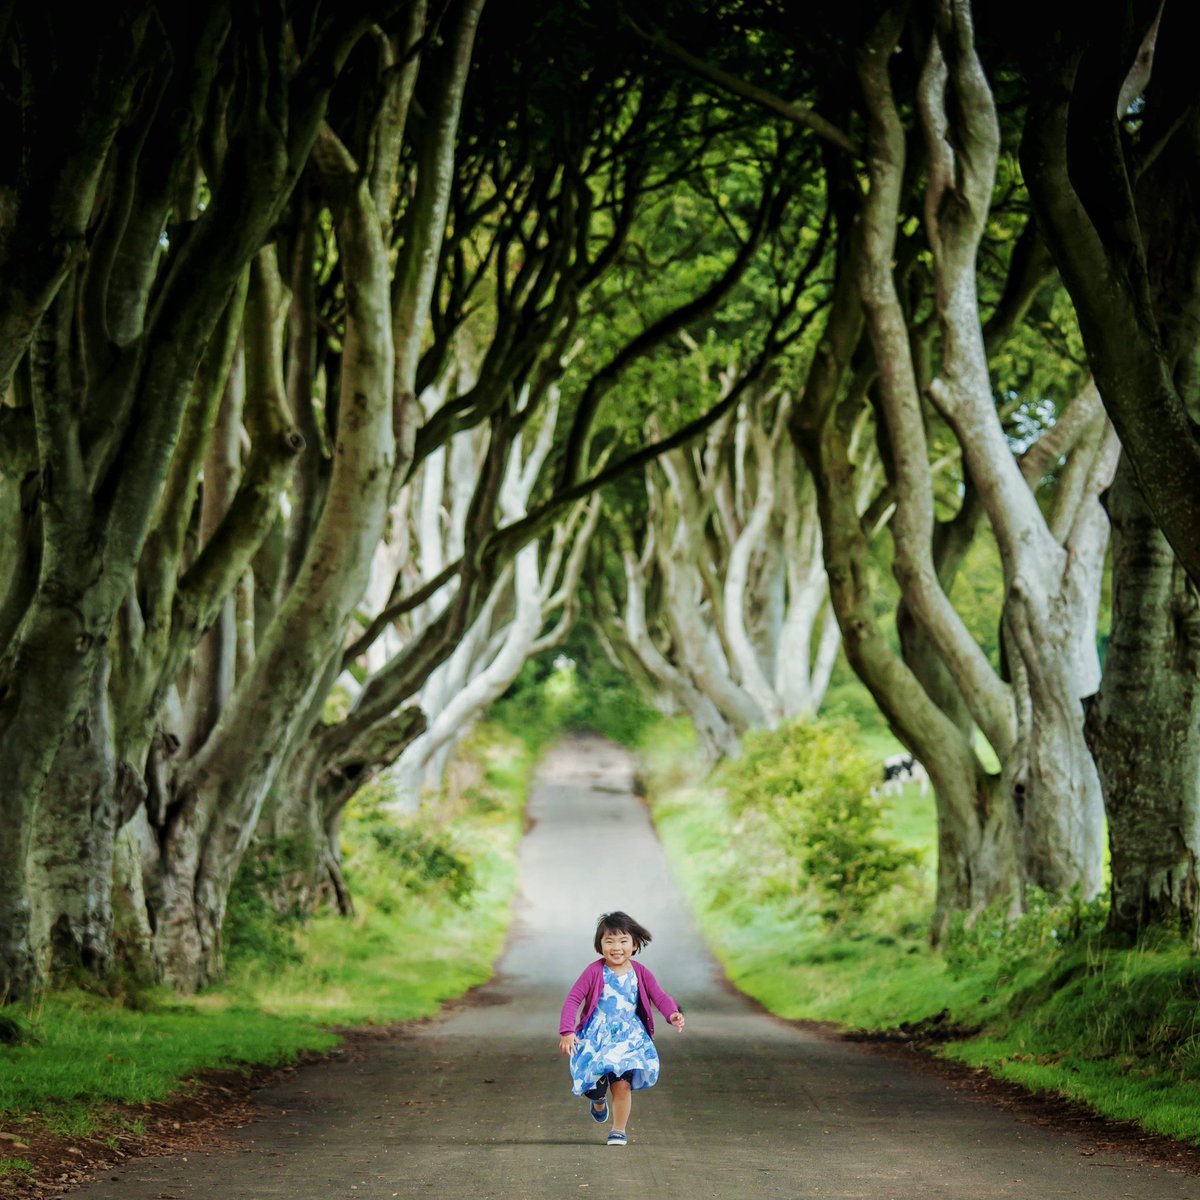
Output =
[{"x1": 569, "y1": 965, "x2": 661, "y2": 1095}]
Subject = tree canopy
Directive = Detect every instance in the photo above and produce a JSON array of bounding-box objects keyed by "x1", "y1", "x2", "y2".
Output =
[{"x1": 3, "y1": 0, "x2": 1200, "y2": 1000}]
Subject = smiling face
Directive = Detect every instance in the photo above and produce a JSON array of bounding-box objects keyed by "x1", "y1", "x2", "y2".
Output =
[{"x1": 599, "y1": 928, "x2": 635, "y2": 969}]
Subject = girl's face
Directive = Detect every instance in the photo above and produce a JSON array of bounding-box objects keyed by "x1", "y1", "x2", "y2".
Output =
[{"x1": 599, "y1": 929, "x2": 635, "y2": 969}]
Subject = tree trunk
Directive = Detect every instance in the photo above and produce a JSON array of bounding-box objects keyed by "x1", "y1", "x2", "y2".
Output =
[
  {"x1": 0, "y1": 11, "x2": 362, "y2": 997},
  {"x1": 27, "y1": 654, "x2": 128, "y2": 979},
  {"x1": 259, "y1": 743, "x2": 335, "y2": 916},
  {"x1": 1085, "y1": 460, "x2": 1200, "y2": 944},
  {"x1": 183, "y1": 341, "x2": 245, "y2": 754},
  {"x1": 1022, "y1": 17, "x2": 1200, "y2": 589},
  {"x1": 790, "y1": 189, "x2": 1021, "y2": 939},
  {"x1": 931, "y1": 761, "x2": 1022, "y2": 944},
  {"x1": 617, "y1": 548, "x2": 740, "y2": 760},
  {"x1": 146, "y1": 0, "x2": 491, "y2": 979},
  {"x1": 1005, "y1": 588, "x2": 1106, "y2": 898}
]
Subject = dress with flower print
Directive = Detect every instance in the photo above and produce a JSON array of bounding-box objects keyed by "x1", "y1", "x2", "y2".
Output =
[{"x1": 569, "y1": 965, "x2": 660, "y2": 1094}]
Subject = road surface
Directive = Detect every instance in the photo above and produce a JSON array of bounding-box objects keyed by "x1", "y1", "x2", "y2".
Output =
[{"x1": 69, "y1": 736, "x2": 1197, "y2": 1198}]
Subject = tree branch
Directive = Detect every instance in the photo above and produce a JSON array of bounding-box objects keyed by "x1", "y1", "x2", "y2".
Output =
[{"x1": 628, "y1": 21, "x2": 861, "y2": 158}]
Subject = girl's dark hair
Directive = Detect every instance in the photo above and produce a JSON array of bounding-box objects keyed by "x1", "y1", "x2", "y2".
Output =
[{"x1": 593, "y1": 911, "x2": 653, "y2": 954}]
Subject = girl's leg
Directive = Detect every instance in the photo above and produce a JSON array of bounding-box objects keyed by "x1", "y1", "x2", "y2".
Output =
[
  {"x1": 584, "y1": 1076, "x2": 610, "y2": 1116},
  {"x1": 609, "y1": 1078, "x2": 632, "y2": 1131}
]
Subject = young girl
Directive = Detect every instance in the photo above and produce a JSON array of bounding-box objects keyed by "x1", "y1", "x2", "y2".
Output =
[{"x1": 558, "y1": 911, "x2": 685, "y2": 1146}]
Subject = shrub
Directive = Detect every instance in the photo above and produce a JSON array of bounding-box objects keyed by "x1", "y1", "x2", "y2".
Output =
[
  {"x1": 717, "y1": 719, "x2": 921, "y2": 923},
  {"x1": 358, "y1": 818, "x2": 476, "y2": 903}
]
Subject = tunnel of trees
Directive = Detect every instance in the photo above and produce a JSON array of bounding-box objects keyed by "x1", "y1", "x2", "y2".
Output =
[{"x1": 3, "y1": 0, "x2": 1200, "y2": 1001}]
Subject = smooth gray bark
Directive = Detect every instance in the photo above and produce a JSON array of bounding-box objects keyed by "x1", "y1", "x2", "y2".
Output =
[{"x1": 1086, "y1": 460, "x2": 1200, "y2": 944}]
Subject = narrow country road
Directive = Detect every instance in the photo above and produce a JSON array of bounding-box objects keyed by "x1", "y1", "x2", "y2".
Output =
[{"x1": 70, "y1": 736, "x2": 1196, "y2": 1198}]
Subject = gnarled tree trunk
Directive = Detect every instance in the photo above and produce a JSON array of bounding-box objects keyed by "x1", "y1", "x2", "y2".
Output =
[{"x1": 1086, "y1": 459, "x2": 1200, "y2": 944}]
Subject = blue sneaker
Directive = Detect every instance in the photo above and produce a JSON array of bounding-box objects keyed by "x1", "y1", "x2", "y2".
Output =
[
  {"x1": 589, "y1": 1099, "x2": 608, "y2": 1123},
  {"x1": 606, "y1": 1130, "x2": 627, "y2": 1146}
]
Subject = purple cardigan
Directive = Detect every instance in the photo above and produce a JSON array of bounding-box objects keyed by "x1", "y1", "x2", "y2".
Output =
[{"x1": 559, "y1": 959, "x2": 681, "y2": 1038}]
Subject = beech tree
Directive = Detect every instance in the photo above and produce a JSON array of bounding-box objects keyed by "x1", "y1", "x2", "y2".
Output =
[
  {"x1": 634, "y1": 1, "x2": 1123, "y2": 938},
  {"x1": 1017, "y1": 1, "x2": 1200, "y2": 944},
  {"x1": 853, "y1": 3, "x2": 1115, "y2": 902},
  {"x1": 0, "y1": 2, "x2": 389, "y2": 999}
]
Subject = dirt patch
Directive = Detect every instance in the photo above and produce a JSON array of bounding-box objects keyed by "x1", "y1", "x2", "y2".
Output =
[
  {"x1": 0, "y1": 1026, "x2": 402, "y2": 1200},
  {"x1": 841, "y1": 1006, "x2": 982, "y2": 1046}
]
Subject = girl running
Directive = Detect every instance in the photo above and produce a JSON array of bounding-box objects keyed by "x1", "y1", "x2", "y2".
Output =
[{"x1": 558, "y1": 911, "x2": 685, "y2": 1146}]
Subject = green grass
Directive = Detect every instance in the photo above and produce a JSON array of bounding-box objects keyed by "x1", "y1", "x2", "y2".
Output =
[
  {"x1": 0, "y1": 1158, "x2": 34, "y2": 1181},
  {"x1": 0, "y1": 992, "x2": 337, "y2": 1119},
  {"x1": 0, "y1": 724, "x2": 531, "y2": 1141},
  {"x1": 234, "y1": 741, "x2": 527, "y2": 1025},
  {"x1": 645, "y1": 718, "x2": 1200, "y2": 1147}
]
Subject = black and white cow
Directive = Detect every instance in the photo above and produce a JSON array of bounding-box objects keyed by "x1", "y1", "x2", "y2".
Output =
[{"x1": 881, "y1": 752, "x2": 929, "y2": 797}]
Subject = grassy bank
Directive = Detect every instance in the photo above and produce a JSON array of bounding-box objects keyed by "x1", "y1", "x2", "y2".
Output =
[
  {"x1": 645, "y1": 718, "x2": 1200, "y2": 1147},
  {"x1": 0, "y1": 725, "x2": 531, "y2": 1178}
]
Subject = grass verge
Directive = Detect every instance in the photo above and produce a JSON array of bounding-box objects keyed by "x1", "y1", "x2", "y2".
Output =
[
  {"x1": 0, "y1": 724, "x2": 531, "y2": 1174},
  {"x1": 644, "y1": 718, "x2": 1200, "y2": 1148}
]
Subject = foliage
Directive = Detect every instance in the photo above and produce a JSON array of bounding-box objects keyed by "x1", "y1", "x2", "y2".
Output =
[
  {"x1": 224, "y1": 837, "x2": 310, "y2": 969},
  {"x1": 942, "y1": 885, "x2": 1108, "y2": 982},
  {"x1": 232, "y1": 722, "x2": 530, "y2": 1025},
  {"x1": 646, "y1": 716, "x2": 936, "y2": 1011},
  {"x1": 489, "y1": 659, "x2": 578, "y2": 751},
  {"x1": 347, "y1": 804, "x2": 476, "y2": 907},
  {"x1": 716, "y1": 719, "x2": 922, "y2": 922},
  {"x1": 490, "y1": 634, "x2": 660, "y2": 750}
]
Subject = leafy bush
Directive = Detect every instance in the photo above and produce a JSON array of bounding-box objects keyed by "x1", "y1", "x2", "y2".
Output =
[
  {"x1": 716, "y1": 719, "x2": 921, "y2": 923},
  {"x1": 351, "y1": 811, "x2": 476, "y2": 904}
]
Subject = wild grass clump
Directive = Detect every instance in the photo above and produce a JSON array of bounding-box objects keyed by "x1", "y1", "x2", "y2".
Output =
[
  {"x1": 0, "y1": 1158, "x2": 35, "y2": 1182},
  {"x1": 942, "y1": 885, "x2": 1109, "y2": 982},
  {"x1": 946, "y1": 936, "x2": 1200, "y2": 1141}
]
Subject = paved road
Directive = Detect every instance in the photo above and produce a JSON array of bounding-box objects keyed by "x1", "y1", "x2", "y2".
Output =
[{"x1": 71, "y1": 736, "x2": 1196, "y2": 1198}]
